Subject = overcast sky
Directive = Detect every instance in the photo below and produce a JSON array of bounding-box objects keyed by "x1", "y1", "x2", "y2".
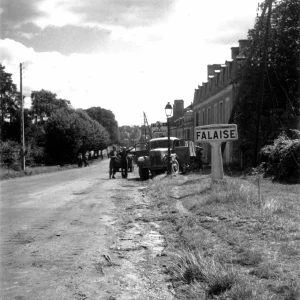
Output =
[{"x1": 0, "y1": 0, "x2": 259, "y2": 126}]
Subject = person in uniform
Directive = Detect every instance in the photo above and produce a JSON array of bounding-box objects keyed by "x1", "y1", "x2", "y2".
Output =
[
  {"x1": 195, "y1": 146, "x2": 203, "y2": 172},
  {"x1": 109, "y1": 146, "x2": 117, "y2": 179},
  {"x1": 118, "y1": 147, "x2": 134, "y2": 178}
]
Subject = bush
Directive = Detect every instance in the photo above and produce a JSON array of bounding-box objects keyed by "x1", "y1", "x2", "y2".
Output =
[
  {"x1": 260, "y1": 131, "x2": 300, "y2": 182},
  {"x1": 26, "y1": 144, "x2": 46, "y2": 166},
  {"x1": 0, "y1": 140, "x2": 21, "y2": 171}
]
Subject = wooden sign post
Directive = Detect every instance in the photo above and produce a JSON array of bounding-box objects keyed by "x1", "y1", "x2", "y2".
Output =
[{"x1": 195, "y1": 124, "x2": 238, "y2": 180}]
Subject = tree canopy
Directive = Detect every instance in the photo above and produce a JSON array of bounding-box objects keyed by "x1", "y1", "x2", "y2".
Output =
[
  {"x1": 233, "y1": 0, "x2": 300, "y2": 165},
  {"x1": 85, "y1": 107, "x2": 119, "y2": 144},
  {"x1": 1, "y1": 64, "x2": 118, "y2": 167},
  {"x1": 31, "y1": 89, "x2": 72, "y2": 123},
  {"x1": 119, "y1": 125, "x2": 142, "y2": 146},
  {"x1": 0, "y1": 64, "x2": 20, "y2": 141}
]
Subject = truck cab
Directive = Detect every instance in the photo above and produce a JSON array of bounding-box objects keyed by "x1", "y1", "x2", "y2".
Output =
[{"x1": 135, "y1": 137, "x2": 195, "y2": 179}]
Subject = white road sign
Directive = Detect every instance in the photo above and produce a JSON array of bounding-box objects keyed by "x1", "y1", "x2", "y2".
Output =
[
  {"x1": 151, "y1": 122, "x2": 168, "y2": 137},
  {"x1": 195, "y1": 124, "x2": 238, "y2": 142}
]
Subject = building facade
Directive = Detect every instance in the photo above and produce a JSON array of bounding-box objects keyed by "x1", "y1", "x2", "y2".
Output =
[
  {"x1": 193, "y1": 39, "x2": 250, "y2": 164},
  {"x1": 170, "y1": 100, "x2": 194, "y2": 141}
]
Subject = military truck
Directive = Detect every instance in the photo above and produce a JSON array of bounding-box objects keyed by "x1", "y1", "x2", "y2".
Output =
[{"x1": 135, "y1": 137, "x2": 196, "y2": 180}]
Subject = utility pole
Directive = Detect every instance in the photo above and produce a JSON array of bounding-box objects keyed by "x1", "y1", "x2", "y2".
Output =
[
  {"x1": 144, "y1": 112, "x2": 147, "y2": 141},
  {"x1": 20, "y1": 63, "x2": 25, "y2": 170}
]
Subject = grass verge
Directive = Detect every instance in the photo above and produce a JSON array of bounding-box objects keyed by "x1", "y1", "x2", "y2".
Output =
[
  {"x1": 147, "y1": 173, "x2": 300, "y2": 300},
  {"x1": 0, "y1": 158, "x2": 103, "y2": 181}
]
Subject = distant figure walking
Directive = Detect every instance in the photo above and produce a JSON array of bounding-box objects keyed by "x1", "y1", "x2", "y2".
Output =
[
  {"x1": 79, "y1": 135, "x2": 89, "y2": 167},
  {"x1": 83, "y1": 151, "x2": 89, "y2": 167},
  {"x1": 78, "y1": 153, "x2": 83, "y2": 167},
  {"x1": 109, "y1": 146, "x2": 118, "y2": 179}
]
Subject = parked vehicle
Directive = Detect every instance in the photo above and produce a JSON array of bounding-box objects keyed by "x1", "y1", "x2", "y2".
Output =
[{"x1": 135, "y1": 137, "x2": 196, "y2": 180}]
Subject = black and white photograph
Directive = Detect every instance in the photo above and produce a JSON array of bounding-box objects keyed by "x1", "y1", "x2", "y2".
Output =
[{"x1": 0, "y1": 0, "x2": 299, "y2": 299}]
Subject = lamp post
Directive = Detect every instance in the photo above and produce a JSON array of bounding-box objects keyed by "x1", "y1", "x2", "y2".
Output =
[{"x1": 165, "y1": 102, "x2": 173, "y2": 175}]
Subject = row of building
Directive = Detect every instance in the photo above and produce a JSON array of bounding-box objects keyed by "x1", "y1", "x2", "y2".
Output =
[{"x1": 168, "y1": 39, "x2": 251, "y2": 165}]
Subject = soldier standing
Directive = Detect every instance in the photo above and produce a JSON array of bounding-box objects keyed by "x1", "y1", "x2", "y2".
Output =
[
  {"x1": 195, "y1": 146, "x2": 203, "y2": 172},
  {"x1": 118, "y1": 147, "x2": 134, "y2": 178},
  {"x1": 109, "y1": 146, "x2": 117, "y2": 179}
]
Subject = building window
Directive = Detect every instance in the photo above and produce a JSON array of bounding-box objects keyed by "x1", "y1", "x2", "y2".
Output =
[
  {"x1": 196, "y1": 112, "x2": 199, "y2": 126},
  {"x1": 219, "y1": 101, "x2": 223, "y2": 123},
  {"x1": 202, "y1": 110, "x2": 205, "y2": 125},
  {"x1": 225, "y1": 97, "x2": 230, "y2": 123},
  {"x1": 208, "y1": 107, "x2": 211, "y2": 124},
  {"x1": 214, "y1": 103, "x2": 217, "y2": 123}
]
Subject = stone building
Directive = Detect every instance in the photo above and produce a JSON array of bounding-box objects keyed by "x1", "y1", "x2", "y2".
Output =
[
  {"x1": 193, "y1": 39, "x2": 250, "y2": 165},
  {"x1": 170, "y1": 100, "x2": 194, "y2": 141}
]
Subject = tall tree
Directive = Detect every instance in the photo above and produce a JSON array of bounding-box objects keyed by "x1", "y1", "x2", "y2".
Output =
[
  {"x1": 31, "y1": 89, "x2": 71, "y2": 123},
  {"x1": 45, "y1": 108, "x2": 110, "y2": 164},
  {"x1": 76, "y1": 109, "x2": 110, "y2": 151},
  {"x1": 0, "y1": 64, "x2": 20, "y2": 141},
  {"x1": 85, "y1": 107, "x2": 119, "y2": 143},
  {"x1": 119, "y1": 125, "x2": 142, "y2": 146},
  {"x1": 228, "y1": 0, "x2": 300, "y2": 165}
]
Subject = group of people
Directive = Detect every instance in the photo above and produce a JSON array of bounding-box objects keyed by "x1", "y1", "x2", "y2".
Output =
[
  {"x1": 78, "y1": 144, "x2": 203, "y2": 176},
  {"x1": 109, "y1": 146, "x2": 132, "y2": 179},
  {"x1": 77, "y1": 152, "x2": 89, "y2": 167}
]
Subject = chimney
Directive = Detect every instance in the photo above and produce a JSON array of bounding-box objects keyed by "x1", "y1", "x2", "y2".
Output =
[
  {"x1": 231, "y1": 47, "x2": 239, "y2": 59},
  {"x1": 173, "y1": 100, "x2": 184, "y2": 120},
  {"x1": 207, "y1": 64, "x2": 222, "y2": 80}
]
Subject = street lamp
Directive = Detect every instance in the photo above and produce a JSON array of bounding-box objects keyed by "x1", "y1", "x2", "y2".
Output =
[{"x1": 165, "y1": 102, "x2": 173, "y2": 174}]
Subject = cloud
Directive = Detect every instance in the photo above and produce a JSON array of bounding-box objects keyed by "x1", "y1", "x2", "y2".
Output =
[
  {"x1": 6, "y1": 23, "x2": 112, "y2": 55},
  {"x1": 1, "y1": 0, "x2": 177, "y2": 32},
  {"x1": 1, "y1": 0, "x2": 176, "y2": 54},
  {"x1": 0, "y1": 38, "x2": 197, "y2": 125},
  {"x1": 0, "y1": 0, "x2": 260, "y2": 126},
  {"x1": 0, "y1": 0, "x2": 45, "y2": 35},
  {"x1": 69, "y1": 0, "x2": 177, "y2": 28},
  {"x1": 203, "y1": 17, "x2": 254, "y2": 46}
]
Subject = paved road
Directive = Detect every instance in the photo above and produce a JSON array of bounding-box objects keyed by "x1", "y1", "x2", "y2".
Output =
[{"x1": 0, "y1": 159, "x2": 173, "y2": 300}]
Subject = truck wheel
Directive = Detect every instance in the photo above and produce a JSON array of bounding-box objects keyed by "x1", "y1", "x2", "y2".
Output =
[
  {"x1": 150, "y1": 170, "x2": 156, "y2": 178},
  {"x1": 139, "y1": 167, "x2": 149, "y2": 180},
  {"x1": 172, "y1": 160, "x2": 179, "y2": 175}
]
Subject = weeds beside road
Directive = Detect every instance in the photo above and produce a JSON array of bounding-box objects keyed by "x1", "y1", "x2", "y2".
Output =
[
  {"x1": 145, "y1": 173, "x2": 300, "y2": 300},
  {"x1": 0, "y1": 158, "x2": 103, "y2": 181}
]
